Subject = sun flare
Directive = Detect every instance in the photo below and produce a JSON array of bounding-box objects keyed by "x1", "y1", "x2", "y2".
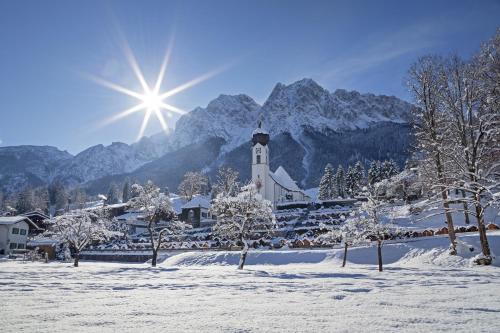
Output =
[{"x1": 88, "y1": 35, "x2": 225, "y2": 141}]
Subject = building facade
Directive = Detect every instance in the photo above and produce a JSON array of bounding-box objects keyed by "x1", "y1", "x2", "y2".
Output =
[
  {"x1": 251, "y1": 122, "x2": 310, "y2": 208},
  {"x1": 0, "y1": 216, "x2": 39, "y2": 255}
]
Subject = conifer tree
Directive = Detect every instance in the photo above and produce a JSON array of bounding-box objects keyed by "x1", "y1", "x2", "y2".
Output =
[
  {"x1": 318, "y1": 164, "x2": 335, "y2": 200},
  {"x1": 368, "y1": 161, "x2": 381, "y2": 185},
  {"x1": 336, "y1": 165, "x2": 345, "y2": 198},
  {"x1": 122, "y1": 181, "x2": 131, "y2": 203}
]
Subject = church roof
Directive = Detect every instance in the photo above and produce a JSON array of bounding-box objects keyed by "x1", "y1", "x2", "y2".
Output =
[
  {"x1": 252, "y1": 127, "x2": 269, "y2": 136},
  {"x1": 270, "y1": 166, "x2": 301, "y2": 192}
]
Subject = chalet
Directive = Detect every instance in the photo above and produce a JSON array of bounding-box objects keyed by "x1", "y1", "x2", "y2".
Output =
[
  {"x1": 180, "y1": 196, "x2": 213, "y2": 228},
  {"x1": 115, "y1": 211, "x2": 148, "y2": 236},
  {"x1": 0, "y1": 216, "x2": 41, "y2": 255},
  {"x1": 251, "y1": 122, "x2": 311, "y2": 209},
  {"x1": 21, "y1": 211, "x2": 50, "y2": 234}
]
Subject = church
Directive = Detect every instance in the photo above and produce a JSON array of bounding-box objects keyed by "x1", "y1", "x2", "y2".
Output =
[{"x1": 251, "y1": 122, "x2": 310, "y2": 208}]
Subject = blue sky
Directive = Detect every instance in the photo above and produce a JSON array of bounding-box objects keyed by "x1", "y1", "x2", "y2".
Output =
[{"x1": 0, "y1": 0, "x2": 498, "y2": 154}]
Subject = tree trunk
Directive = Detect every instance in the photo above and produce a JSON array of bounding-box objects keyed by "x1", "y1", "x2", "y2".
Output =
[
  {"x1": 238, "y1": 241, "x2": 249, "y2": 270},
  {"x1": 74, "y1": 251, "x2": 79, "y2": 267},
  {"x1": 461, "y1": 189, "x2": 470, "y2": 224},
  {"x1": 342, "y1": 243, "x2": 348, "y2": 268},
  {"x1": 435, "y1": 154, "x2": 457, "y2": 255},
  {"x1": 377, "y1": 240, "x2": 383, "y2": 272},
  {"x1": 474, "y1": 197, "x2": 492, "y2": 265},
  {"x1": 441, "y1": 188, "x2": 457, "y2": 255},
  {"x1": 151, "y1": 249, "x2": 158, "y2": 267}
]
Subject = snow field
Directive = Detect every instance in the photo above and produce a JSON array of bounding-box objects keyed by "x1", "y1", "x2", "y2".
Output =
[{"x1": 0, "y1": 232, "x2": 499, "y2": 332}]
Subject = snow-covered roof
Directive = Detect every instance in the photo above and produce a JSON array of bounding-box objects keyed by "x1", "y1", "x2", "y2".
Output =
[
  {"x1": 181, "y1": 196, "x2": 211, "y2": 210},
  {"x1": 252, "y1": 127, "x2": 269, "y2": 136},
  {"x1": 21, "y1": 211, "x2": 50, "y2": 219},
  {"x1": 28, "y1": 238, "x2": 60, "y2": 247},
  {"x1": 116, "y1": 211, "x2": 144, "y2": 221},
  {"x1": 270, "y1": 166, "x2": 301, "y2": 192},
  {"x1": 0, "y1": 216, "x2": 28, "y2": 224},
  {"x1": 0, "y1": 216, "x2": 41, "y2": 229}
]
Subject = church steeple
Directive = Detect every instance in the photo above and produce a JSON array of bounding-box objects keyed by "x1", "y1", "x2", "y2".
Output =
[
  {"x1": 252, "y1": 121, "x2": 270, "y2": 146},
  {"x1": 251, "y1": 121, "x2": 270, "y2": 198}
]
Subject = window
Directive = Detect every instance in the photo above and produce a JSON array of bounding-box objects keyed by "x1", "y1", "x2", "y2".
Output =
[
  {"x1": 17, "y1": 243, "x2": 25, "y2": 249},
  {"x1": 256, "y1": 155, "x2": 261, "y2": 164},
  {"x1": 12, "y1": 228, "x2": 19, "y2": 234},
  {"x1": 20, "y1": 229, "x2": 27, "y2": 235},
  {"x1": 9, "y1": 243, "x2": 17, "y2": 249},
  {"x1": 201, "y1": 212, "x2": 207, "y2": 218}
]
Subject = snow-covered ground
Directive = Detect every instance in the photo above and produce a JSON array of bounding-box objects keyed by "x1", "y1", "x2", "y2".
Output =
[{"x1": 1, "y1": 232, "x2": 500, "y2": 332}]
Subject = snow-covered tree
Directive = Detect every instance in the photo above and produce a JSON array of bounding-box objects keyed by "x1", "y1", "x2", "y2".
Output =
[
  {"x1": 358, "y1": 188, "x2": 397, "y2": 272},
  {"x1": 336, "y1": 165, "x2": 346, "y2": 198},
  {"x1": 368, "y1": 161, "x2": 381, "y2": 185},
  {"x1": 106, "y1": 183, "x2": 121, "y2": 205},
  {"x1": 380, "y1": 160, "x2": 399, "y2": 179},
  {"x1": 213, "y1": 166, "x2": 240, "y2": 198},
  {"x1": 437, "y1": 40, "x2": 500, "y2": 264},
  {"x1": 319, "y1": 216, "x2": 368, "y2": 268},
  {"x1": 71, "y1": 186, "x2": 87, "y2": 209},
  {"x1": 15, "y1": 188, "x2": 36, "y2": 214},
  {"x1": 48, "y1": 181, "x2": 68, "y2": 212},
  {"x1": 130, "y1": 181, "x2": 188, "y2": 267},
  {"x1": 339, "y1": 217, "x2": 371, "y2": 267},
  {"x1": 318, "y1": 164, "x2": 335, "y2": 200},
  {"x1": 178, "y1": 171, "x2": 208, "y2": 201},
  {"x1": 354, "y1": 161, "x2": 365, "y2": 184},
  {"x1": 122, "y1": 181, "x2": 131, "y2": 203},
  {"x1": 212, "y1": 184, "x2": 275, "y2": 269},
  {"x1": 407, "y1": 55, "x2": 458, "y2": 255},
  {"x1": 15, "y1": 187, "x2": 48, "y2": 214},
  {"x1": 51, "y1": 210, "x2": 111, "y2": 267},
  {"x1": 345, "y1": 165, "x2": 363, "y2": 197}
]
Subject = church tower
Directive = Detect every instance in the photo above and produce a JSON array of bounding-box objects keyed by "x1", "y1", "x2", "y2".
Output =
[{"x1": 251, "y1": 121, "x2": 270, "y2": 199}]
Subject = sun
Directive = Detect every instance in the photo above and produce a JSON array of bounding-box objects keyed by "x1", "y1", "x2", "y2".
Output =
[
  {"x1": 87, "y1": 35, "x2": 226, "y2": 141},
  {"x1": 142, "y1": 90, "x2": 163, "y2": 110}
]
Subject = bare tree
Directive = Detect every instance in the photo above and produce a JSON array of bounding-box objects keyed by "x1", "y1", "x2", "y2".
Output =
[
  {"x1": 438, "y1": 39, "x2": 500, "y2": 264},
  {"x1": 407, "y1": 55, "x2": 458, "y2": 254},
  {"x1": 213, "y1": 166, "x2": 240, "y2": 198},
  {"x1": 178, "y1": 171, "x2": 208, "y2": 201}
]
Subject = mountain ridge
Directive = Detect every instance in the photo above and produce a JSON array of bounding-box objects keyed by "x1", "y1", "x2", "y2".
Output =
[{"x1": 0, "y1": 78, "x2": 414, "y2": 195}]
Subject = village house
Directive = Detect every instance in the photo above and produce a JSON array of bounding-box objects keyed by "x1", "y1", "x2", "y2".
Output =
[
  {"x1": 0, "y1": 216, "x2": 41, "y2": 255},
  {"x1": 180, "y1": 196, "x2": 214, "y2": 228}
]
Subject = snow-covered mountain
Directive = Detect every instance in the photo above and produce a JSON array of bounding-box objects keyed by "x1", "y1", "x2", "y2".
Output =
[
  {"x1": 261, "y1": 78, "x2": 410, "y2": 137},
  {"x1": 0, "y1": 146, "x2": 72, "y2": 194},
  {"x1": 0, "y1": 138, "x2": 168, "y2": 194},
  {"x1": 171, "y1": 94, "x2": 261, "y2": 152},
  {"x1": 0, "y1": 78, "x2": 414, "y2": 195},
  {"x1": 165, "y1": 78, "x2": 412, "y2": 153},
  {"x1": 55, "y1": 139, "x2": 166, "y2": 185}
]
